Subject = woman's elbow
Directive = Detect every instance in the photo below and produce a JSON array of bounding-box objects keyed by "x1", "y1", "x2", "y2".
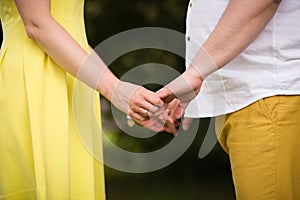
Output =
[
  {"x1": 24, "y1": 23, "x2": 39, "y2": 39},
  {"x1": 23, "y1": 15, "x2": 52, "y2": 40}
]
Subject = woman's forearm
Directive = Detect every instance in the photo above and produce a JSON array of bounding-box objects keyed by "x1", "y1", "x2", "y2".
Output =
[
  {"x1": 14, "y1": 0, "x2": 166, "y2": 120},
  {"x1": 14, "y1": 0, "x2": 119, "y2": 101}
]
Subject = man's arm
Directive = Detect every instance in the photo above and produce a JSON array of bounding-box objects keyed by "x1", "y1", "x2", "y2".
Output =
[
  {"x1": 157, "y1": 0, "x2": 281, "y2": 130},
  {"x1": 158, "y1": 0, "x2": 281, "y2": 101},
  {"x1": 201, "y1": 0, "x2": 281, "y2": 69}
]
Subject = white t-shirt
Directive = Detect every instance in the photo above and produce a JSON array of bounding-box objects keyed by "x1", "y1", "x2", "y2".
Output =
[{"x1": 184, "y1": 0, "x2": 300, "y2": 118}]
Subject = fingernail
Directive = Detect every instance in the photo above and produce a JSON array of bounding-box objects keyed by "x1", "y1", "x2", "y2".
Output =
[{"x1": 182, "y1": 125, "x2": 189, "y2": 131}]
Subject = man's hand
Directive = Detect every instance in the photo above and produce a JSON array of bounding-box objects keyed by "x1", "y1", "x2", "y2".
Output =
[{"x1": 156, "y1": 66, "x2": 203, "y2": 134}]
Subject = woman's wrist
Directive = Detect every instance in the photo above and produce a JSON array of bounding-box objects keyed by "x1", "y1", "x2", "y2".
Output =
[{"x1": 96, "y1": 69, "x2": 120, "y2": 102}]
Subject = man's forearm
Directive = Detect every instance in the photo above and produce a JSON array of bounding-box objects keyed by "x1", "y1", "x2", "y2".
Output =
[{"x1": 196, "y1": 0, "x2": 281, "y2": 70}]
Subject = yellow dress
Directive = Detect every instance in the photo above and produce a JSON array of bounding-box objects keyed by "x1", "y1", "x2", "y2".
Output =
[{"x1": 0, "y1": 0, "x2": 106, "y2": 199}]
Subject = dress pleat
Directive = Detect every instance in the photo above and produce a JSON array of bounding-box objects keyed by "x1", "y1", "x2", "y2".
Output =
[{"x1": 0, "y1": 0, "x2": 106, "y2": 199}]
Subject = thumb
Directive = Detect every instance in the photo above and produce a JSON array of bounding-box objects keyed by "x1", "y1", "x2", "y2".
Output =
[
  {"x1": 156, "y1": 87, "x2": 176, "y2": 103},
  {"x1": 182, "y1": 117, "x2": 193, "y2": 131}
]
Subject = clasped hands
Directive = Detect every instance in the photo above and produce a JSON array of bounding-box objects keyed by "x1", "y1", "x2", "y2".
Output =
[
  {"x1": 128, "y1": 87, "x2": 183, "y2": 136},
  {"x1": 126, "y1": 66, "x2": 203, "y2": 136}
]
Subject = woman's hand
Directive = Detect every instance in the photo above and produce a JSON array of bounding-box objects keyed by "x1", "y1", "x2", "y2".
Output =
[
  {"x1": 111, "y1": 81, "x2": 178, "y2": 134},
  {"x1": 111, "y1": 81, "x2": 163, "y2": 116}
]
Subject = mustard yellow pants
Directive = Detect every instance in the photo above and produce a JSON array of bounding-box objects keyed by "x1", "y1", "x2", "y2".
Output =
[{"x1": 217, "y1": 95, "x2": 300, "y2": 200}]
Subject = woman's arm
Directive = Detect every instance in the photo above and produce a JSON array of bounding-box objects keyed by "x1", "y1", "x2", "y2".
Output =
[
  {"x1": 14, "y1": 0, "x2": 164, "y2": 122},
  {"x1": 15, "y1": 0, "x2": 88, "y2": 77}
]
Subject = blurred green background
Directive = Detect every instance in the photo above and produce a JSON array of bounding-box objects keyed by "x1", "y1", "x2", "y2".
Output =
[
  {"x1": 84, "y1": 0, "x2": 235, "y2": 200},
  {"x1": 0, "y1": 0, "x2": 235, "y2": 199}
]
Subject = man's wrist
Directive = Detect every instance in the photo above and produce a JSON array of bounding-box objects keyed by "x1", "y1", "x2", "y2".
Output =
[{"x1": 189, "y1": 47, "x2": 217, "y2": 80}]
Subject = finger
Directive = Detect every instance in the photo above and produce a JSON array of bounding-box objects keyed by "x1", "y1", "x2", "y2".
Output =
[
  {"x1": 156, "y1": 87, "x2": 176, "y2": 103},
  {"x1": 168, "y1": 99, "x2": 181, "y2": 118},
  {"x1": 174, "y1": 119, "x2": 180, "y2": 127},
  {"x1": 130, "y1": 97, "x2": 164, "y2": 117},
  {"x1": 130, "y1": 113, "x2": 166, "y2": 133},
  {"x1": 174, "y1": 101, "x2": 184, "y2": 119},
  {"x1": 151, "y1": 108, "x2": 166, "y2": 119},
  {"x1": 162, "y1": 116, "x2": 178, "y2": 136},
  {"x1": 182, "y1": 117, "x2": 193, "y2": 131},
  {"x1": 129, "y1": 102, "x2": 150, "y2": 118},
  {"x1": 143, "y1": 90, "x2": 164, "y2": 108},
  {"x1": 150, "y1": 121, "x2": 166, "y2": 133},
  {"x1": 129, "y1": 87, "x2": 161, "y2": 112},
  {"x1": 130, "y1": 107, "x2": 166, "y2": 124},
  {"x1": 130, "y1": 105, "x2": 168, "y2": 129},
  {"x1": 164, "y1": 123, "x2": 178, "y2": 136},
  {"x1": 165, "y1": 116, "x2": 180, "y2": 128},
  {"x1": 142, "y1": 123, "x2": 164, "y2": 133},
  {"x1": 129, "y1": 111, "x2": 147, "y2": 122}
]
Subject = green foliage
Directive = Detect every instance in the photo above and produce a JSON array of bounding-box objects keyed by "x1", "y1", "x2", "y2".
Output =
[
  {"x1": 85, "y1": 0, "x2": 190, "y2": 154},
  {"x1": 85, "y1": 0, "x2": 188, "y2": 45},
  {"x1": 84, "y1": 3, "x2": 234, "y2": 197}
]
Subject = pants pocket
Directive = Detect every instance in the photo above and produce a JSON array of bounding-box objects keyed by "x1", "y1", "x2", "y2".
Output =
[{"x1": 258, "y1": 96, "x2": 280, "y2": 123}]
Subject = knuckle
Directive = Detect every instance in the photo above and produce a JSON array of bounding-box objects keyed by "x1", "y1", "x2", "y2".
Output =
[{"x1": 128, "y1": 110, "x2": 134, "y2": 116}]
